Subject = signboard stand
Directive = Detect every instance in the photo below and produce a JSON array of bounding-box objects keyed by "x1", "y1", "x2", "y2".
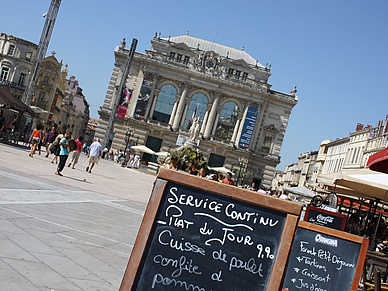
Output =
[
  {"x1": 120, "y1": 168, "x2": 302, "y2": 291},
  {"x1": 282, "y1": 220, "x2": 369, "y2": 291},
  {"x1": 304, "y1": 205, "x2": 348, "y2": 231}
]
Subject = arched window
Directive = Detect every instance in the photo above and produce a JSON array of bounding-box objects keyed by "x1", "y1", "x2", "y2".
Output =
[
  {"x1": 215, "y1": 101, "x2": 239, "y2": 140},
  {"x1": 152, "y1": 84, "x2": 177, "y2": 123},
  {"x1": 183, "y1": 93, "x2": 208, "y2": 129}
]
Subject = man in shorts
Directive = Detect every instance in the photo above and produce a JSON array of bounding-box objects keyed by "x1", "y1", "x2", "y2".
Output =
[
  {"x1": 68, "y1": 136, "x2": 84, "y2": 169},
  {"x1": 86, "y1": 138, "x2": 103, "y2": 173}
]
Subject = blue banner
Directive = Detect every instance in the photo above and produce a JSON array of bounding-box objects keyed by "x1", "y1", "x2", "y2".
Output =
[{"x1": 239, "y1": 107, "x2": 259, "y2": 148}]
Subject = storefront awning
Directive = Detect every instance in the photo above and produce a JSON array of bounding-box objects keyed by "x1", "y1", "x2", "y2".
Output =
[
  {"x1": 367, "y1": 147, "x2": 388, "y2": 174},
  {"x1": 30, "y1": 106, "x2": 54, "y2": 115}
]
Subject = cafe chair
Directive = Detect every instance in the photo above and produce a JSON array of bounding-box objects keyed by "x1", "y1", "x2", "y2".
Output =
[{"x1": 364, "y1": 266, "x2": 388, "y2": 291}]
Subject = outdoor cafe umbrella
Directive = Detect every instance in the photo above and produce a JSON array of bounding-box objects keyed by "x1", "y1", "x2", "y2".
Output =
[
  {"x1": 332, "y1": 169, "x2": 388, "y2": 201},
  {"x1": 208, "y1": 166, "x2": 234, "y2": 175},
  {"x1": 155, "y1": 151, "x2": 169, "y2": 158},
  {"x1": 130, "y1": 145, "x2": 155, "y2": 155},
  {"x1": 367, "y1": 146, "x2": 388, "y2": 174},
  {"x1": 332, "y1": 168, "x2": 388, "y2": 246},
  {"x1": 283, "y1": 186, "x2": 316, "y2": 198}
]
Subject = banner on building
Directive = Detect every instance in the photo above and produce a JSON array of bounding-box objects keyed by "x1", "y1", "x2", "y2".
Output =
[
  {"x1": 134, "y1": 78, "x2": 152, "y2": 119},
  {"x1": 239, "y1": 107, "x2": 259, "y2": 148},
  {"x1": 115, "y1": 88, "x2": 132, "y2": 119},
  {"x1": 176, "y1": 134, "x2": 200, "y2": 146}
]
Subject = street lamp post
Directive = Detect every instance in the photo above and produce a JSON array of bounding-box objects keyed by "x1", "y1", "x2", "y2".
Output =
[
  {"x1": 124, "y1": 126, "x2": 135, "y2": 156},
  {"x1": 236, "y1": 156, "x2": 248, "y2": 186}
]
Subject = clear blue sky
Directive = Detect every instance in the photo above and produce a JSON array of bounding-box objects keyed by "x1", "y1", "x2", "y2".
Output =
[{"x1": 3, "y1": 0, "x2": 388, "y2": 170}]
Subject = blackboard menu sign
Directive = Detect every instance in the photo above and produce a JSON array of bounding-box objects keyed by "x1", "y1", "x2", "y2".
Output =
[
  {"x1": 304, "y1": 206, "x2": 347, "y2": 231},
  {"x1": 282, "y1": 221, "x2": 368, "y2": 291},
  {"x1": 120, "y1": 168, "x2": 302, "y2": 291}
]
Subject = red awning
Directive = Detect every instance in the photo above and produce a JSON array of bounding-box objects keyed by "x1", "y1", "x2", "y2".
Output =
[
  {"x1": 338, "y1": 197, "x2": 388, "y2": 216},
  {"x1": 367, "y1": 147, "x2": 388, "y2": 174}
]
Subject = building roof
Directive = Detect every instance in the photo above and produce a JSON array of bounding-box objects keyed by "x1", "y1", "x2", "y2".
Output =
[{"x1": 160, "y1": 35, "x2": 265, "y2": 68}]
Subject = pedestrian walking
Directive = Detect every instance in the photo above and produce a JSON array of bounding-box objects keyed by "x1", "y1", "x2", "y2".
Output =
[
  {"x1": 23, "y1": 122, "x2": 31, "y2": 146},
  {"x1": 85, "y1": 138, "x2": 103, "y2": 173},
  {"x1": 0, "y1": 110, "x2": 5, "y2": 139},
  {"x1": 102, "y1": 147, "x2": 108, "y2": 159},
  {"x1": 122, "y1": 151, "x2": 131, "y2": 167},
  {"x1": 55, "y1": 132, "x2": 72, "y2": 176},
  {"x1": 130, "y1": 153, "x2": 141, "y2": 168},
  {"x1": 28, "y1": 123, "x2": 44, "y2": 157},
  {"x1": 51, "y1": 130, "x2": 65, "y2": 164},
  {"x1": 45, "y1": 127, "x2": 58, "y2": 158},
  {"x1": 38, "y1": 127, "x2": 47, "y2": 155},
  {"x1": 68, "y1": 136, "x2": 84, "y2": 169}
]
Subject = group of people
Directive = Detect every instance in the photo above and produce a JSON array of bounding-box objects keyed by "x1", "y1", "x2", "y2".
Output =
[
  {"x1": 164, "y1": 159, "x2": 239, "y2": 185},
  {"x1": 55, "y1": 134, "x2": 103, "y2": 176},
  {"x1": 24, "y1": 123, "x2": 104, "y2": 177},
  {"x1": 163, "y1": 157, "x2": 289, "y2": 199}
]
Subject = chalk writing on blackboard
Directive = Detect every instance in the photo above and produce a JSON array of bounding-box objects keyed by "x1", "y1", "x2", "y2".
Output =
[
  {"x1": 282, "y1": 226, "x2": 361, "y2": 291},
  {"x1": 304, "y1": 206, "x2": 347, "y2": 231},
  {"x1": 132, "y1": 182, "x2": 288, "y2": 291}
]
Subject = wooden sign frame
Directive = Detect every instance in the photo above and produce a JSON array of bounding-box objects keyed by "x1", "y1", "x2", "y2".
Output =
[
  {"x1": 283, "y1": 220, "x2": 369, "y2": 291},
  {"x1": 304, "y1": 205, "x2": 348, "y2": 231},
  {"x1": 119, "y1": 168, "x2": 303, "y2": 291}
]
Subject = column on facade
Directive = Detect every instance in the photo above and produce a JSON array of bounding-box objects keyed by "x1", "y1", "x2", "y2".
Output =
[
  {"x1": 168, "y1": 96, "x2": 179, "y2": 125},
  {"x1": 10, "y1": 66, "x2": 17, "y2": 83},
  {"x1": 180, "y1": 103, "x2": 189, "y2": 127},
  {"x1": 172, "y1": 85, "x2": 188, "y2": 131},
  {"x1": 211, "y1": 112, "x2": 220, "y2": 136},
  {"x1": 234, "y1": 104, "x2": 250, "y2": 147},
  {"x1": 148, "y1": 89, "x2": 160, "y2": 120},
  {"x1": 250, "y1": 100, "x2": 268, "y2": 151},
  {"x1": 203, "y1": 93, "x2": 220, "y2": 139},
  {"x1": 144, "y1": 75, "x2": 158, "y2": 119},
  {"x1": 126, "y1": 67, "x2": 144, "y2": 118},
  {"x1": 200, "y1": 105, "x2": 211, "y2": 133},
  {"x1": 231, "y1": 117, "x2": 242, "y2": 143}
]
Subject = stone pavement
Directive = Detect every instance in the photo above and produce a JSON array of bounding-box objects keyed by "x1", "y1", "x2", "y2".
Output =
[{"x1": 0, "y1": 142, "x2": 157, "y2": 290}]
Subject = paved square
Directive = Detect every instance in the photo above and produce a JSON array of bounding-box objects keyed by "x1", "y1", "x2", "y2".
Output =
[{"x1": 0, "y1": 143, "x2": 157, "y2": 290}]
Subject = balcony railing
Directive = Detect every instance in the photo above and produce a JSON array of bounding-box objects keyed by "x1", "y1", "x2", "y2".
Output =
[{"x1": 0, "y1": 80, "x2": 26, "y2": 91}]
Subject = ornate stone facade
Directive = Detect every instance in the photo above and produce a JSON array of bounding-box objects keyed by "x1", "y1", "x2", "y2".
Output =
[
  {"x1": 96, "y1": 34, "x2": 298, "y2": 187},
  {"x1": 0, "y1": 33, "x2": 38, "y2": 99}
]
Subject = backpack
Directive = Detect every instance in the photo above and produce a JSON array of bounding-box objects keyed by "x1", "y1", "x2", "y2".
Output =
[{"x1": 68, "y1": 139, "x2": 77, "y2": 152}]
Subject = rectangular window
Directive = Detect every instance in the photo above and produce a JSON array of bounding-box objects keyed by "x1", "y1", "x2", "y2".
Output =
[
  {"x1": 0, "y1": 68, "x2": 9, "y2": 81},
  {"x1": 43, "y1": 76, "x2": 49, "y2": 83},
  {"x1": 177, "y1": 54, "x2": 182, "y2": 63},
  {"x1": 261, "y1": 135, "x2": 273, "y2": 153},
  {"x1": 242, "y1": 72, "x2": 248, "y2": 81},
  {"x1": 208, "y1": 153, "x2": 225, "y2": 167},
  {"x1": 143, "y1": 136, "x2": 163, "y2": 162},
  {"x1": 18, "y1": 73, "x2": 26, "y2": 85},
  {"x1": 26, "y1": 51, "x2": 32, "y2": 61},
  {"x1": 7, "y1": 45, "x2": 15, "y2": 55},
  {"x1": 227, "y1": 68, "x2": 234, "y2": 77},
  {"x1": 183, "y1": 56, "x2": 190, "y2": 65},
  {"x1": 38, "y1": 91, "x2": 45, "y2": 101},
  {"x1": 169, "y1": 52, "x2": 175, "y2": 60},
  {"x1": 235, "y1": 70, "x2": 241, "y2": 80}
]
